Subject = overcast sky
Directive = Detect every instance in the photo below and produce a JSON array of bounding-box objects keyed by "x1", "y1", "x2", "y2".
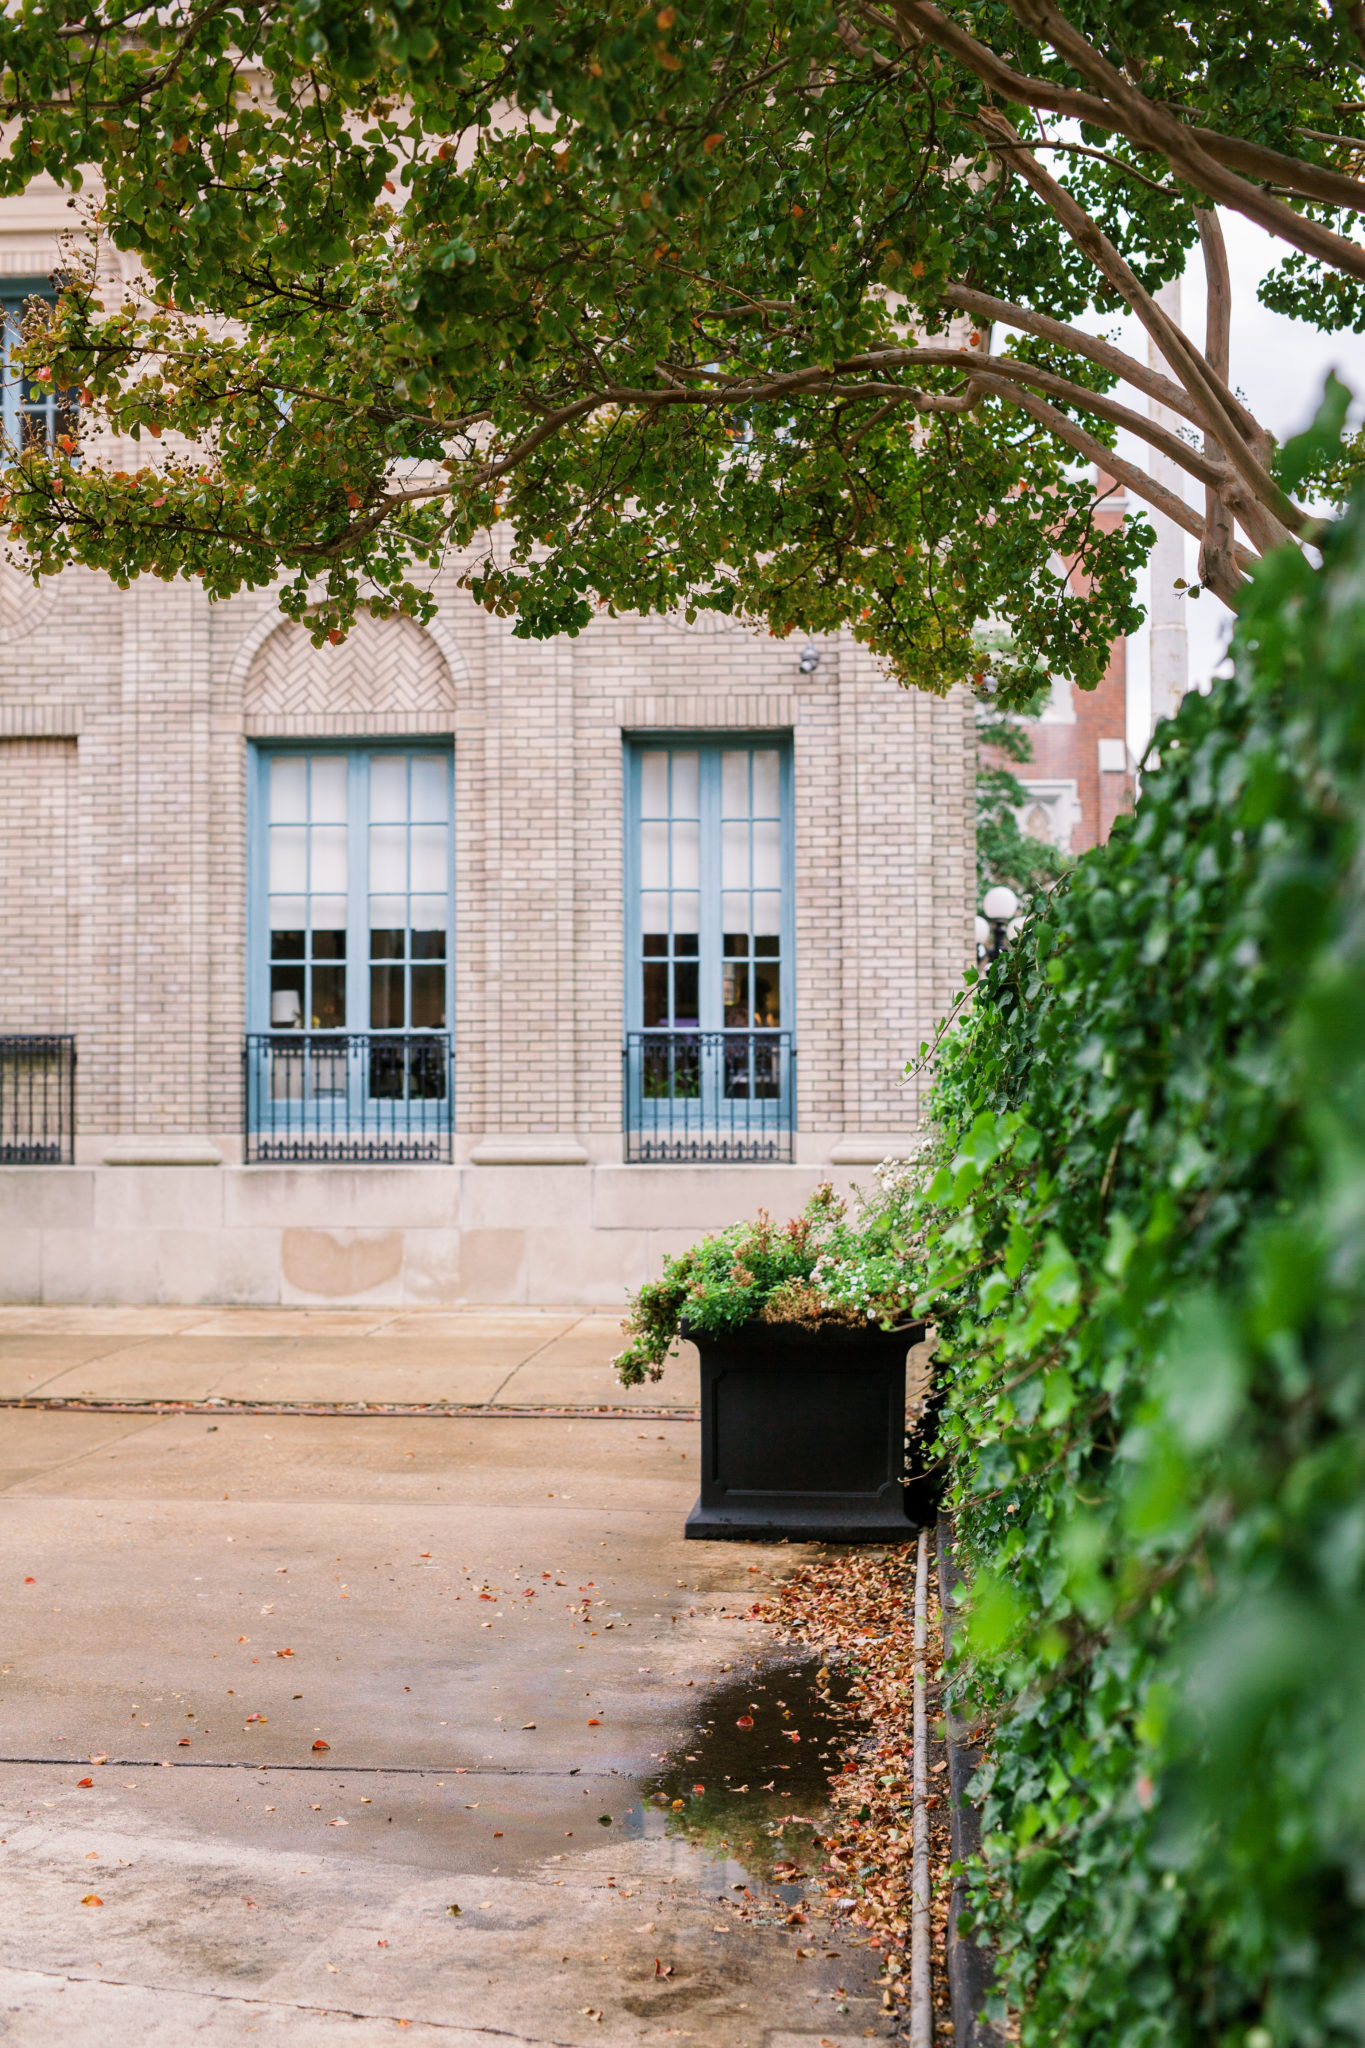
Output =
[{"x1": 1056, "y1": 210, "x2": 1365, "y2": 752}]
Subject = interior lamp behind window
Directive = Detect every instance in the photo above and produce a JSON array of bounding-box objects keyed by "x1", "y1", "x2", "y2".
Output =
[{"x1": 271, "y1": 989, "x2": 303, "y2": 1028}]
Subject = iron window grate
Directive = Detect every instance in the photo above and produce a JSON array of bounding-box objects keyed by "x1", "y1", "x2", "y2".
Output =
[
  {"x1": 243, "y1": 1032, "x2": 453, "y2": 1165},
  {"x1": 623, "y1": 1029, "x2": 795, "y2": 1164},
  {"x1": 0, "y1": 1035, "x2": 76, "y2": 1165}
]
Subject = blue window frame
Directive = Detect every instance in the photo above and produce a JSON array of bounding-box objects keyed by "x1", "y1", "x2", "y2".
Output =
[
  {"x1": 1, "y1": 280, "x2": 74, "y2": 458},
  {"x1": 245, "y1": 746, "x2": 455, "y2": 1159},
  {"x1": 623, "y1": 737, "x2": 795, "y2": 1161}
]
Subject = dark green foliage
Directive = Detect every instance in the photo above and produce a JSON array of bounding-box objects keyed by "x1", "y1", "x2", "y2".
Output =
[
  {"x1": 913, "y1": 437, "x2": 1365, "y2": 2041},
  {"x1": 8, "y1": 2, "x2": 1365, "y2": 691},
  {"x1": 0, "y1": 0, "x2": 1152, "y2": 702}
]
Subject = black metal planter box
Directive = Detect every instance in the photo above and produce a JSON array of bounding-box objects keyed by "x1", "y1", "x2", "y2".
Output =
[{"x1": 684, "y1": 1317, "x2": 941, "y2": 1543}]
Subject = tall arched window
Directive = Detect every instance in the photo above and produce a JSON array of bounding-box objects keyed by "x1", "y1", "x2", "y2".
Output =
[
  {"x1": 624, "y1": 736, "x2": 795, "y2": 1162},
  {"x1": 245, "y1": 745, "x2": 454, "y2": 1161}
]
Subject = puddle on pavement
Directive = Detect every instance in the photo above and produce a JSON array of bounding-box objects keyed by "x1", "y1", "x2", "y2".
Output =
[{"x1": 622, "y1": 1654, "x2": 855, "y2": 1890}]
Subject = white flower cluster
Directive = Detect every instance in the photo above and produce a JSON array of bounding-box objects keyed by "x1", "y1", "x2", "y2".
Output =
[{"x1": 810, "y1": 1248, "x2": 915, "y2": 1321}]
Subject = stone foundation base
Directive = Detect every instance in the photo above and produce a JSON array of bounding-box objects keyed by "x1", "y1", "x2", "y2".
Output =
[{"x1": 0, "y1": 1158, "x2": 887, "y2": 1306}]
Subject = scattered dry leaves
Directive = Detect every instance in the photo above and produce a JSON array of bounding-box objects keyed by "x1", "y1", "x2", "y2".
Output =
[{"x1": 753, "y1": 1539, "x2": 952, "y2": 2026}]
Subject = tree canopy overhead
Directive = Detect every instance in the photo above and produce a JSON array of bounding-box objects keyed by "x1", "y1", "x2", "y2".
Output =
[{"x1": 2, "y1": 1, "x2": 1364, "y2": 704}]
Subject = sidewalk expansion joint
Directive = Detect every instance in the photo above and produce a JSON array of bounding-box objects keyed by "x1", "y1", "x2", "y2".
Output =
[
  {"x1": 0, "y1": 1396, "x2": 698, "y2": 1420},
  {"x1": 4, "y1": 1968, "x2": 582, "y2": 2044},
  {"x1": 1, "y1": 1758, "x2": 629, "y2": 1776}
]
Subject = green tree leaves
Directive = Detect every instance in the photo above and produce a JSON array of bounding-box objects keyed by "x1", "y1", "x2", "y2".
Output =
[{"x1": 5, "y1": 0, "x2": 1361, "y2": 681}]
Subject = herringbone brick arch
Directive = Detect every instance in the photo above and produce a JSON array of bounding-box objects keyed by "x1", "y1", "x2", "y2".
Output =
[{"x1": 245, "y1": 614, "x2": 455, "y2": 717}]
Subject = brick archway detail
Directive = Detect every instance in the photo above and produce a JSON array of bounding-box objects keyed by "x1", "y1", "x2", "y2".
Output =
[{"x1": 245, "y1": 613, "x2": 455, "y2": 719}]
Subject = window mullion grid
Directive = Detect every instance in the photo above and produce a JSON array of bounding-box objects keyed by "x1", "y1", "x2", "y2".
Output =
[
  {"x1": 444, "y1": 751, "x2": 456, "y2": 1061},
  {"x1": 401, "y1": 754, "x2": 413, "y2": 1042},
  {"x1": 1, "y1": 317, "x2": 10, "y2": 453},
  {"x1": 348, "y1": 752, "x2": 368, "y2": 1127},
  {"x1": 697, "y1": 747, "x2": 721, "y2": 1040},
  {"x1": 1, "y1": 311, "x2": 18, "y2": 457},
  {"x1": 782, "y1": 746, "x2": 795, "y2": 1061}
]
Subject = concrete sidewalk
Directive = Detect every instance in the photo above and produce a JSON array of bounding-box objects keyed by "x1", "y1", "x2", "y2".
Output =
[
  {"x1": 0, "y1": 1306, "x2": 699, "y2": 1411},
  {"x1": 0, "y1": 1316, "x2": 893, "y2": 2046}
]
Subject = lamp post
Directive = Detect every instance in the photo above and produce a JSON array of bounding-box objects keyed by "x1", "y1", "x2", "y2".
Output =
[{"x1": 979, "y1": 884, "x2": 1021, "y2": 962}]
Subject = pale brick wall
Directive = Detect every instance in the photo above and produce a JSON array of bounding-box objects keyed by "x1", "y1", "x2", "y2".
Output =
[
  {"x1": 0, "y1": 189, "x2": 976, "y2": 1169},
  {"x1": 0, "y1": 551, "x2": 974, "y2": 1153},
  {"x1": 0, "y1": 735, "x2": 78, "y2": 1031}
]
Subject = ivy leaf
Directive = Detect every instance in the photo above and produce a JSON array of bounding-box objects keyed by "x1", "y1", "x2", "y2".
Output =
[
  {"x1": 1150, "y1": 1293, "x2": 1247, "y2": 1454},
  {"x1": 1274, "y1": 371, "x2": 1353, "y2": 497}
]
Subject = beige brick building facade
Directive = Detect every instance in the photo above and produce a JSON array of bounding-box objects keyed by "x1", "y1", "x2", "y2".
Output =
[{"x1": 0, "y1": 199, "x2": 976, "y2": 1307}]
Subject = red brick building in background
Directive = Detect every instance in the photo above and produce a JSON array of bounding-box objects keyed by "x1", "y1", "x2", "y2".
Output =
[{"x1": 988, "y1": 481, "x2": 1137, "y2": 861}]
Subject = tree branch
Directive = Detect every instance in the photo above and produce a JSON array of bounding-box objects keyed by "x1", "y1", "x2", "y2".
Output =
[
  {"x1": 994, "y1": 134, "x2": 1179, "y2": 199},
  {"x1": 973, "y1": 371, "x2": 1249, "y2": 603},
  {"x1": 596, "y1": 342, "x2": 1234, "y2": 487},
  {"x1": 1198, "y1": 210, "x2": 1232, "y2": 388},
  {"x1": 276, "y1": 345, "x2": 1232, "y2": 564},
  {"x1": 970, "y1": 111, "x2": 1302, "y2": 543},
  {"x1": 886, "y1": 0, "x2": 1365, "y2": 215},
  {"x1": 1000, "y1": 0, "x2": 1365, "y2": 282},
  {"x1": 941, "y1": 283, "x2": 1206, "y2": 425},
  {"x1": 1340, "y1": 1, "x2": 1365, "y2": 71},
  {"x1": 1196, "y1": 206, "x2": 1243, "y2": 593},
  {"x1": 832, "y1": 347, "x2": 1235, "y2": 487}
]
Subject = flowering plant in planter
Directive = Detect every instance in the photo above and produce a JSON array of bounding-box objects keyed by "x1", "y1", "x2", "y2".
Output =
[{"x1": 613, "y1": 1171, "x2": 918, "y2": 1387}]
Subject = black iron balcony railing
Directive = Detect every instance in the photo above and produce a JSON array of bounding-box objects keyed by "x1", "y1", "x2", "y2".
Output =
[
  {"x1": 0, "y1": 1034, "x2": 76, "y2": 1165},
  {"x1": 623, "y1": 1029, "x2": 795, "y2": 1164},
  {"x1": 243, "y1": 1032, "x2": 453, "y2": 1164}
]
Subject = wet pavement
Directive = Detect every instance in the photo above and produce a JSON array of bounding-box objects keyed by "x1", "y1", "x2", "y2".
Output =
[
  {"x1": 641, "y1": 1659, "x2": 857, "y2": 1890},
  {"x1": 0, "y1": 1384, "x2": 895, "y2": 2045}
]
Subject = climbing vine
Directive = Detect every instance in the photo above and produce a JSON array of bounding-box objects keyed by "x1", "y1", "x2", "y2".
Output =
[{"x1": 915, "y1": 427, "x2": 1365, "y2": 2043}]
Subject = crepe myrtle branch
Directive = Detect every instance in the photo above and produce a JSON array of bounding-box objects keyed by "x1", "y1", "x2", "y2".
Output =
[
  {"x1": 843, "y1": 387, "x2": 981, "y2": 438},
  {"x1": 286, "y1": 350, "x2": 1250, "y2": 570},
  {"x1": 972, "y1": 116, "x2": 1272, "y2": 464},
  {"x1": 517, "y1": 343, "x2": 1239, "y2": 481},
  {"x1": 75, "y1": 332, "x2": 1252, "y2": 573},
  {"x1": 967, "y1": 112, "x2": 1302, "y2": 557},
  {"x1": 941, "y1": 284, "x2": 1205, "y2": 427},
  {"x1": 968, "y1": 373, "x2": 1254, "y2": 604},
  {"x1": 848, "y1": 346, "x2": 1235, "y2": 487},
  {"x1": 998, "y1": 0, "x2": 1365, "y2": 279},
  {"x1": 883, "y1": 0, "x2": 1365, "y2": 219},
  {"x1": 49, "y1": 327, "x2": 1274, "y2": 590},
  {"x1": 1196, "y1": 206, "x2": 1240, "y2": 601},
  {"x1": 492, "y1": 347, "x2": 1238, "y2": 500},
  {"x1": 994, "y1": 134, "x2": 1182, "y2": 200}
]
